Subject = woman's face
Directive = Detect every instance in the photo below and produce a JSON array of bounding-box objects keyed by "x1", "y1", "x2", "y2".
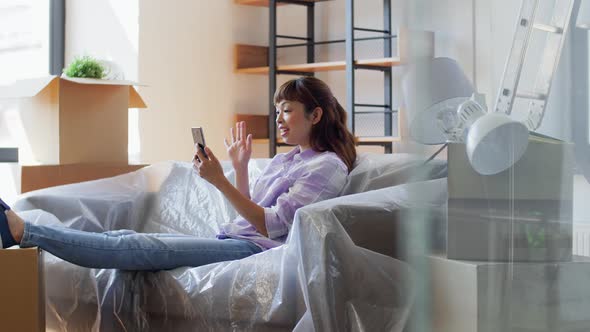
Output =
[{"x1": 275, "y1": 100, "x2": 314, "y2": 150}]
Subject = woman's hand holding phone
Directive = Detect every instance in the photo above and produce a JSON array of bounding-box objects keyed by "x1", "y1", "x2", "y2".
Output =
[
  {"x1": 191, "y1": 127, "x2": 208, "y2": 162},
  {"x1": 224, "y1": 121, "x2": 253, "y2": 172},
  {"x1": 193, "y1": 146, "x2": 227, "y2": 188}
]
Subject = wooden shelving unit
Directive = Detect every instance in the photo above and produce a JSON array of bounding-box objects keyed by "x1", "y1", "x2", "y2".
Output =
[
  {"x1": 235, "y1": 52, "x2": 402, "y2": 74},
  {"x1": 357, "y1": 136, "x2": 402, "y2": 144},
  {"x1": 235, "y1": 0, "x2": 330, "y2": 7},
  {"x1": 234, "y1": 0, "x2": 434, "y2": 156},
  {"x1": 253, "y1": 136, "x2": 402, "y2": 146}
]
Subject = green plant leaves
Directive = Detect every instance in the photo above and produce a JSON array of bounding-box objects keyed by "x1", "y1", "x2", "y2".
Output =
[{"x1": 63, "y1": 56, "x2": 105, "y2": 79}]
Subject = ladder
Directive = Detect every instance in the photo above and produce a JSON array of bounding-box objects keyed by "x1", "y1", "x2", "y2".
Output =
[{"x1": 494, "y1": 0, "x2": 576, "y2": 130}]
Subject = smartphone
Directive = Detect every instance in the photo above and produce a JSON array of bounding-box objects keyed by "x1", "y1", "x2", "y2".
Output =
[
  {"x1": 191, "y1": 127, "x2": 208, "y2": 160},
  {"x1": 0, "y1": 198, "x2": 10, "y2": 211}
]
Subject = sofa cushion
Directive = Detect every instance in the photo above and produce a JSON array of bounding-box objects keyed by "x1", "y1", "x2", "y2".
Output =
[{"x1": 342, "y1": 153, "x2": 447, "y2": 195}]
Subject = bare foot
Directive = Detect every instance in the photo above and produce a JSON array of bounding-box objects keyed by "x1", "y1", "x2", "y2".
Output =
[{"x1": 4, "y1": 210, "x2": 24, "y2": 243}]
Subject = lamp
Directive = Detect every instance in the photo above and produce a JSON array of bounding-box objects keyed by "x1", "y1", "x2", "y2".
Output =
[
  {"x1": 402, "y1": 57, "x2": 529, "y2": 175},
  {"x1": 401, "y1": 58, "x2": 474, "y2": 145}
]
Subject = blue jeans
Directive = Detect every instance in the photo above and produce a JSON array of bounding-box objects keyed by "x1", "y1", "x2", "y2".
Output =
[{"x1": 20, "y1": 223, "x2": 262, "y2": 271}]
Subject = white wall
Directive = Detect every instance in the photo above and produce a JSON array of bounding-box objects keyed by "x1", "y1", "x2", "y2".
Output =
[
  {"x1": 64, "y1": 0, "x2": 590, "y2": 224},
  {"x1": 63, "y1": 0, "x2": 475, "y2": 161},
  {"x1": 65, "y1": 0, "x2": 141, "y2": 161},
  {"x1": 138, "y1": 0, "x2": 274, "y2": 163},
  {"x1": 63, "y1": 0, "x2": 583, "y2": 161},
  {"x1": 65, "y1": 0, "x2": 269, "y2": 163},
  {"x1": 65, "y1": 0, "x2": 139, "y2": 80}
]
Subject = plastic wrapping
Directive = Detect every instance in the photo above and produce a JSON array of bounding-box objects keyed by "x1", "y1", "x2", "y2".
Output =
[{"x1": 13, "y1": 153, "x2": 447, "y2": 331}]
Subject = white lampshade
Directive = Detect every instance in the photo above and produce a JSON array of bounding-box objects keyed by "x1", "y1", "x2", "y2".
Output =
[
  {"x1": 466, "y1": 113, "x2": 529, "y2": 175},
  {"x1": 402, "y1": 57, "x2": 474, "y2": 144},
  {"x1": 577, "y1": 0, "x2": 590, "y2": 29}
]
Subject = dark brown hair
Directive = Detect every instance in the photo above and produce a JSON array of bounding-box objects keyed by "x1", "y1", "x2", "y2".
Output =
[{"x1": 274, "y1": 77, "x2": 357, "y2": 172}]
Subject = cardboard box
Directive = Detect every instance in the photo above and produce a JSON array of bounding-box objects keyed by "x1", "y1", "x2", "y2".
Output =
[
  {"x1": 0, "y1": 76, "x2": 146, "y2": 165},
  {"x1": 430, "y1": 254, "x2": 590, "y2": 332},
  {"x1": 0, "y1": 247, "x2": 45, "y2": 332},
  {"x1": 447, "y1": 136, "x2": 574, "y2": 261},
  {"x1": 21, "y1": 163, "x2": 147, "y2": 193}
]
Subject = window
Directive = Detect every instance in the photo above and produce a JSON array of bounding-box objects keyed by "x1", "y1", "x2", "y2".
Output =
[
  {"x1": 0, "y1": 1, "x2": 51, "y2": 83},
  {"x1": 0, "y1": 0, "x2": 63, "y2": 163}
]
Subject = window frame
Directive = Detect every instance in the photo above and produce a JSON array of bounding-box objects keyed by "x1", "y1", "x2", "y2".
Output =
[{"x1": 49, "y1": 0, "x2": 64, "y2": 75}]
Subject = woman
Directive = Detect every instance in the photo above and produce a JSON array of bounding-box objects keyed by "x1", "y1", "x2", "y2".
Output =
[{"x1": 0, "y1": 77, "x2": 357, "y2": 270}]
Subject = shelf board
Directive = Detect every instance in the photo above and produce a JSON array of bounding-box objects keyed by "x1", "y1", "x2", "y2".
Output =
[
  {"x1": 236, "y1": 57, "x2": 402, "y2": 74},
  {"x1": 252, "y1": 136, "x2": 401, "y2": 145},
  {"x1": 252, "y1": 138, "x2": 291, "y2": 145},
  {"x1": 252, "y1": 138, "x2": 273, "y2": 144},
  {"x1": 235, "y1": 0, "x2": 332, "y2": 7},
  {"x1": 357, "y1": 136, "x2": 402, "y2": 144}
]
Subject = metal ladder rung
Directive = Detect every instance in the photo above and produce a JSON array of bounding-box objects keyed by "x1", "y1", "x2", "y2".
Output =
[
  {"x1": 533, "y1": 23, "x2": 563, "y2": 34},
  {"x1": 516, "y1": 90, "x2": 547, "y2": 100}
]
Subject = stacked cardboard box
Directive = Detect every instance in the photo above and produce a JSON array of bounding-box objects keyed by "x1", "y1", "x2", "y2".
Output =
[
  {"x1": 0, "y1": 77, "x2": 150, "y2": 330},
  {"x1": 430, "y1": 254, "x2": 590, "y2": 332},
  {"x1": 447, "y1": 135, "x2": 574, "y2": 262},
  {"x1": 433, "y1": 138, "x2": 584, "y2": 330},
  {"x1": 0, "y1": 247, "x2": 44, "y2": 331},
  {"x1": 0, "y1": 76, "x2": 148, "y2": 192}
]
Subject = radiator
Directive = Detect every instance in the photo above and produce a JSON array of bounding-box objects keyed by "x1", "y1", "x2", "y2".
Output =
[{"x1": 574, "y1": 223, "x2": 590, "y2": 256}]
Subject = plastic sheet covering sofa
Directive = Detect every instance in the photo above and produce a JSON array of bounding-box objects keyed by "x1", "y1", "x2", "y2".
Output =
[{"x1": 13, "y1": 153, "x2": 447, "y2": 332}]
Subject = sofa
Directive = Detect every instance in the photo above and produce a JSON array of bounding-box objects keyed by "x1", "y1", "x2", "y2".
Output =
[{"x1": 14, "y1": 153, "x2": 447, "y2": 331}]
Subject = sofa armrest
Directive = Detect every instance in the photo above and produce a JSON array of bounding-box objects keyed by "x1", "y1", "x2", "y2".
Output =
[{"x1": 329, "y1": 203, "x2": 447, "y2": 260}]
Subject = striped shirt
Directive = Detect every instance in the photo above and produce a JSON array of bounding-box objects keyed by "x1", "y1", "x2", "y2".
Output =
[{"x1": 217, "y1": 146, "x2": 349, "y2": 250}]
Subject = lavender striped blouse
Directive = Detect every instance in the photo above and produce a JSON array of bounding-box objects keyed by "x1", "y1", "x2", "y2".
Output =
[{"x1": 217, "y1": 147, "x2": 349, "y2": 250}]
